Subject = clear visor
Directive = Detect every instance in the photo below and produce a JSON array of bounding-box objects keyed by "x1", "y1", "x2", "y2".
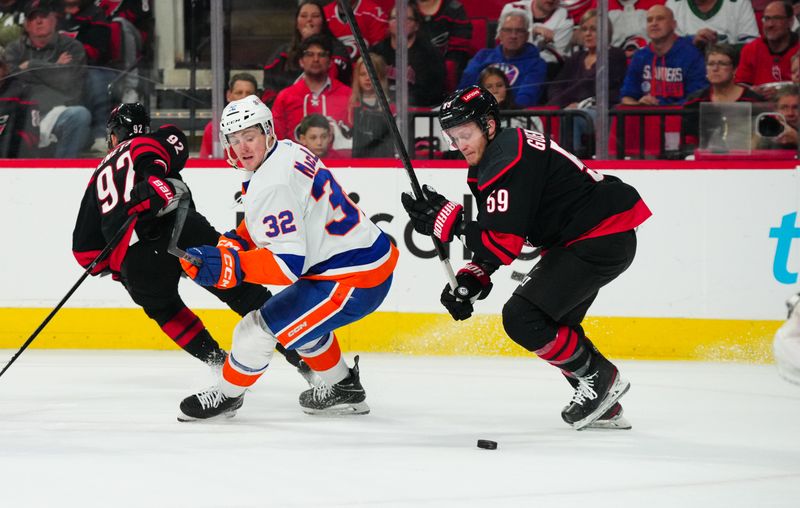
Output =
[{"x1": 442, "y1": 122, "x2": 483, "y2": 151}]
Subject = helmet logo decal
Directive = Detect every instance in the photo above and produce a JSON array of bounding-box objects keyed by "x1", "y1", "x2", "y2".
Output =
[{"x1": 462, "y1": 89, "x2": 482, "y2": 102}]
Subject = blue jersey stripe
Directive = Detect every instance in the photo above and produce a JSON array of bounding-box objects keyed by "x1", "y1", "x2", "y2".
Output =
[
  {"x1": 276, "y1": 253, "x2": 305, "y2": 278},
  {"x1": 306, "y1": 234, "x2": 391, "y2": 275}
]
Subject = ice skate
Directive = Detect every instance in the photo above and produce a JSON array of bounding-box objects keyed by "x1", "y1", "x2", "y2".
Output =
[
  {"x1": 584, "y1": 402, "x2": 632, "y2": 430},
  {"x1": 178, "y1": 386, "x2": 244, "y2": 422},
  {"x1": 561, "y1": 359, "x2": 630, "y2": 431},
  {"x1": 299, "y1": 356, "x2": 369, "y2": 415}
]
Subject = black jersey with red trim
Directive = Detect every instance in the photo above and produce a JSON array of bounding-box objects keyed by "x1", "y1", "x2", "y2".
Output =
[
  {"x1": 72, "y1": 125, "x2": 189, "y2": 276},
  {"x1": 461, "y1": 127, "x2": 652, "y2": 266}
]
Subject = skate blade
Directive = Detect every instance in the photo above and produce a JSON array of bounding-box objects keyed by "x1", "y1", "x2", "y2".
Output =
[
  {"x1": 584, "y1": 415, "x2": 632, "y2": 430},
  {"x1": 177, "y1": 409, "x2": 239, "y2": 423},
  {"x1": 573, "y1": 375, "x2": 631, "y2": 431},
  {"x1": 301, "y1": 401, "x2": 370, "y2": 416}
]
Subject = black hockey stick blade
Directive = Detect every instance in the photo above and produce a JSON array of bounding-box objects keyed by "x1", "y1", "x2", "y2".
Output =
[
  {"x1": 0, "y1": 214, "x2": 137, "y2": 381},
  {"x1": 336, "y1": 0, "x2": 456, "y2": 288},
  {"x1": 166, "y1": 180, "x2": 201, "y2": 267}
]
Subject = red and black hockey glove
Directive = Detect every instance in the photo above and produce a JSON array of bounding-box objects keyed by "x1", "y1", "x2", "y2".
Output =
[
  {"x1": 401, "y1": 184, "x2": 463, "y2": 243},
  {"x1": 126, "y1": 176, "x2": 176, "y2": 219},
  {"x1": 440, "y1": 262, "x2": 494, "y2": 321},
  {"x1": 180, "y1": 245, "x2": 242, "y2": 289}
]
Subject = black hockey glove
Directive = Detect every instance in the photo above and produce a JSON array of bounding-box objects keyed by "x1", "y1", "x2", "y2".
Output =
[
  {"x1": 440, "y1": 263, "x2": 494, "y2": 321},
  {"x1": 127, "y1": 176, "x2": 177, "y2": 219},
  {"x1": 401, "y1": 184, "x2": 463, "y2": 243}
]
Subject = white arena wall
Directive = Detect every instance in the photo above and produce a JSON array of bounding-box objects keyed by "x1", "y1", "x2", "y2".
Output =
[{"x1": 1, "y1": 158, "x2": 797, "y2": 361}]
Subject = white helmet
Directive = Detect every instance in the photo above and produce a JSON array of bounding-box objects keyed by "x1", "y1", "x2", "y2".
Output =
[{"x1": 219, "y1": 94, "x2": 276, "y2": 170}]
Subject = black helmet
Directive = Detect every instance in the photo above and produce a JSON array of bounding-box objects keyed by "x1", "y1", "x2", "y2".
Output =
[
  {"x1": 438, "y1": 85, "x2": 499, "y2": 136},
  {"x1": 107, "y1": 103, "x2": 151, "y2": 149}
]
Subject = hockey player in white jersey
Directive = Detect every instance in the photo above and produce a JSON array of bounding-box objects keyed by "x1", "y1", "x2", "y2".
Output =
[
  {"x1": 176, "y1": 95, "x2": 398, "y2": 420},
  {"x1": 774, "y1": 293, "x2": 800, "y2": 385}
]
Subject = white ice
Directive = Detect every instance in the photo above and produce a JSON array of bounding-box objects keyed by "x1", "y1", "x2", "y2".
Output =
[{"x1": 1, "y1": 351, "x2": 799, "y2": 508}]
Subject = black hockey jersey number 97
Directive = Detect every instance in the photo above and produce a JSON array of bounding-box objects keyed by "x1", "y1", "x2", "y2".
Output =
[{"x1": 75, "y1": 126, "x2": 190, "y2": 248}]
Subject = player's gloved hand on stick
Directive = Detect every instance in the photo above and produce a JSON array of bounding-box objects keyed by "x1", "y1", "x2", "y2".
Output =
[
  {"x1": 216, "y1": 230, "x2": 252, "y2": 252},
  {"x1": 179, "y1": 245, "x2": 242, "y2": 289},
  {"x1": 126, "y1": 176, "x2": 176, "y2": 219},
  {"x1": 440, "y1": 263, "x2": 494, "y2": 321},
  {"x1": 401, "y1": 184, "x2": 463, "y2": 243}
]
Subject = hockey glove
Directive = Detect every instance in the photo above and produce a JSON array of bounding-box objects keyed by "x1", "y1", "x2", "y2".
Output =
[
  {"x1": 179, "y1": 246, "x2": 242, "y2": 289},
  {"x1": 401, "y1": 184, "x2": 463, "y2": 243},
  {"x1": 440, "y1": 263, "x2": 494, "y2": 321},
  {"x1": 127, "y1": 176, "x2": 176, "y2": 219},
  {"x1": 216, "y1": 230, "x2": 252, "y2": 252}
]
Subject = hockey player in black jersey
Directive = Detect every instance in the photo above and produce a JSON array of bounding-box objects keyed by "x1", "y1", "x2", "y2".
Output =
[
  {"x1": 72, "y1": 103, "x2": 312, "y2": 382},
  {"x1": 402, "y1": 86, "x2": 652, "y2": 430}
]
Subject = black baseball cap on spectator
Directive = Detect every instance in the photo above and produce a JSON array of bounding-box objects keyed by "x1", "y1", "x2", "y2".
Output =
[{"x1": 25, "y1": 0, "x2": 60, "y2": 17}]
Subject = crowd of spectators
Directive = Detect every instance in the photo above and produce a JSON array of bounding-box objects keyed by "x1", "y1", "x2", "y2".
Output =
[
  {"x1": 0, "y1": 0, "x2": 151, "y2": 158},
  {"x1": 1, "y1": 0, "x2": 799, "y2": 160},
  {"x1": 253, "y1": 0, "x2": 800, "y2": 159}
]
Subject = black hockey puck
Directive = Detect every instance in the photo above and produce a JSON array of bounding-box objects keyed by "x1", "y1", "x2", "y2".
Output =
[{"x1": 477, "y1": 439, "x2": 497, "y2": 450}]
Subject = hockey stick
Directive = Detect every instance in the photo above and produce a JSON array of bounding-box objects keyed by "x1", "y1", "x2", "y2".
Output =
[
  {"x1": 166, "y1": 180, "x2": 201, "y2": 267},
  {"x1": 164, "y1": 182, "x2": 303, "y2": 367},
  {"x1": 336, "y1": 0, "x2": 457, "y2": 289},
  {"x1": 0, "y1": 214, "x2": 136, "y2": 380}
]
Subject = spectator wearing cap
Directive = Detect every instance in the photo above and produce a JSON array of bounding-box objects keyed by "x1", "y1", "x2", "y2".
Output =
[
  {"x1": 737, "y1": 1, "x2": 799, "y2": 98},
  {"x1": 458, "y1": 9, "x2": 547, "y2": 106},
  {"x1": 0, "y1": 0, "x2": 25, "y2": 47},
  {"x1": 666, "y1": 0, "x2": 759, "y2": 50},
  {"x1": 6, "y1": 0, "x2": 91, "y2": 157},
  {"x1": 199, "y1": 72, "x2": 258, "y2": 158},
  {"x1": 271, "y1": 34, "x2": 352, "y2": 144},
  {"x1": 620, "y1": 5, "x2": 708, "y2": 105},
  {"x1": 370, "y1": 2, "x2": 446, "y2": 107},
  {"x1": 0, "y1": 46, "x2": 39, "y2": 157}
]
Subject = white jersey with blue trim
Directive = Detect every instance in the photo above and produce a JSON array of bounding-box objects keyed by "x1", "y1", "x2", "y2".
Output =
[{"x1": 241, "y1": 139, "x2": 392, "y2": 285}]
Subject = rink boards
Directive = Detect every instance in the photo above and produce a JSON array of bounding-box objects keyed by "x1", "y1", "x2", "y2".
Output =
[{"x1": 1, "y1": 158, "x2": 798, "y2": 361}]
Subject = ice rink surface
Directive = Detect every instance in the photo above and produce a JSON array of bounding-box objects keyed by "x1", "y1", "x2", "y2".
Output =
[{"x1": 1, "y1": 351, "x2": 799, "y2": 508}]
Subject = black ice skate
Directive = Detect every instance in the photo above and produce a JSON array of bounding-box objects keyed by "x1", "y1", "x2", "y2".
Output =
[
  {"x1": 177, "y1": 386, "x2": 244, "y2": 422},
  {"x1": 561, "y1": 359, "x2": 630, "y2": 431},
  {"x1": 299, "y1": 355, "x2": 369, "y2": 415}
]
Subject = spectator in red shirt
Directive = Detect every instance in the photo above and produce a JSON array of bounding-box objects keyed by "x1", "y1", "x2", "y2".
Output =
[
  {"x1": 325, "y1": 0, "x2": 389, "y2": 60},
  {"x1": 261, "y1": 0, "x2": 352, "y2": 106},
  {"x1": 272, "y1": 34, "x2": 353, "y2": 143},
  {"x1": 736, "y1": 1, "x2": 799, "y2": 98},
  {"x1": 199, "y1": 73, "x2": 258, "y2": 158}
]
